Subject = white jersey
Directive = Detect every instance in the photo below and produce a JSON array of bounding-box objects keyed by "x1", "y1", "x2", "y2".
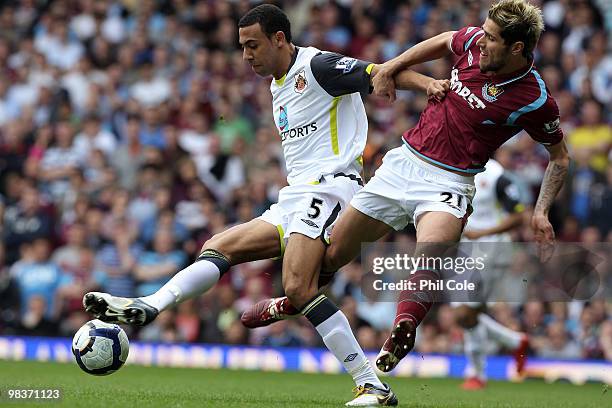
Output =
[
  {"x1": 463, "y1": 159, "x2": 526, "y2": 243},
  {"x1": 270, "y1": 46, "x2": 371, "y2": 185}
]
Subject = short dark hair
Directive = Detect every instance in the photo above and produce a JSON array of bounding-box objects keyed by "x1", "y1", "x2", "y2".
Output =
[{"x1": 238, "y1": 4, "x2": 292, "y2": 43}]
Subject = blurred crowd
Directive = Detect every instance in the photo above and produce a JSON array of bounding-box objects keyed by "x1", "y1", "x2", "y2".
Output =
[{"x1": 0, "y1": 0, "x2": 610, "y2": 361}]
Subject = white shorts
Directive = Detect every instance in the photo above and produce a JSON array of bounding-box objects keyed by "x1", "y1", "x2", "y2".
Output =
[
  {"x1": 259, "y1": 173, "x2": 363, "y2": 254},
  {"x1": 350, "y1": 145, "x2": 476, "y2": 231}
]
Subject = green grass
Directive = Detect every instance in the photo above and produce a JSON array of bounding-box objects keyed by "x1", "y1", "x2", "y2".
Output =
[{"x1": 0, "y1": 360, "x2": 607, "y2": 407}]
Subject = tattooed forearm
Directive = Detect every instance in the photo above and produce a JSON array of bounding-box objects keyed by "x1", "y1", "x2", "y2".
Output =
[{"x1": 535, "y1": 161, "x2": 568, "y2": 214}]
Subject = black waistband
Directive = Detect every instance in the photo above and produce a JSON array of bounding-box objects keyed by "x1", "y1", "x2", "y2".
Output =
[{"x1": 334, "y1": 172, "x2": 363, "y2": 186}]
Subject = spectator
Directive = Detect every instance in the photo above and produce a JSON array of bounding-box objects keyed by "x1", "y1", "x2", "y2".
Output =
[
  {"x1": 3, "y1": 181, "x2": 54, "y2": 263},
  {"x1": 73, "y1": 114, "x2": 118, "y2": 164},
  {"x1": 536, "y1": 321, "x2": 582, "y2": 359},
  {"x1": 130, "y1": 63, "x2": 171, "y2": 108},
  {"x1": 262, "y1": 320, "x2": 303, "y2": 348},
  {"x1": 568, "y1": 100, "x2": 611, "y2": 173},
  {"x1": 175, "y1": 299, "x2": 202, "y2": 343},
  {"x1": 38, "y1": 120, "x2": 81, "y2": 200},
  {"x1": 0, "y1": 243, "x2": 20, "y2": 333},
  {"x1": 590, "y1": 171, "x2": 612, "y2": 239},
  {"x1": 140, "y1": 207, "x2": 189, "y2": 248},
  {"x1": 11, "y1": 238, "x2": 74, "y2": 319},
  {"x1": 138, "y1": 106, "x2": 167, "y2": 149},
  {"x1": 522, "y1": 302, "x2": 547, "y2": 338},
  {"x1": 567, "y1": 149, "x2": 605, "y2": 225},
  {"x1": 356, "y1": 274, "x2": 396, "y2": 331},
  {"x1": 35, "y1": 22, "x2": 84, "y2": 71},
  {"x1": 212, "y1": 99, "x2": 254, "y2": 153},
  {"x1": 112, "y1": 114, "x2": 147, "y2": 190},
  {"x1": 17, "y1": 295, "x2": 58, "y2": 337},
  {"x1": 600, "y1": 320, "x2": 612, "y2": 361},
  {"x1": 52, "y1": 222, "x2": 87, "y2": 273},
  {"x1": 61, "y1": 246, "x2": 107, "y2": 314},
  {"x1": 568, "y1": 31, "x2": 611, "y2": 106},
  {"x1": 134, "y1": 228, "x2": 186, "y2": 297},
  {"x1": 0, "y1": 120, "x2": 29, "y2": 181},
  {"x1": 578, "y1": 306, "x2": 602, "y2": 359},
  {"x1": 196, "y1": 137, "x2": 245, "y2": 202},
  {"x1": 96, "y1": 222, "x2": 140, "y2": 298},
  {"x1": 139, "y1": 310, "x2": 184, "y2": 343}
]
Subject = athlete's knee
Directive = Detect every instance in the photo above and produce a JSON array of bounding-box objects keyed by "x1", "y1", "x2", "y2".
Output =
[
  {"x1": 284, "y1": 279, "x2": 317, "y2": 310},
  {"x1": 455, "y1": 306, "x2": 479, "y2": 329},
  {"x1": 200, "y1": 234, "x2": 233, "y2": 264},
  {"x1": 200, "y1": 235, "x2": 222, "y2": 254}
]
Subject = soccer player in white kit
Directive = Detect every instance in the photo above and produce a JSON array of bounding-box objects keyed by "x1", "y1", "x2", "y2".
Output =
[
  {"x1": 82, "y1": 4, "x2": 449, "y2": 406},
  {"x1": 453, "y1": 159, "x2": 530, "y2": 389}
]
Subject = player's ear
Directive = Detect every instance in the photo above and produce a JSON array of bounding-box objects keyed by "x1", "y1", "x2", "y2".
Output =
[
  {"x1": 274, "y1": 31, "x2": 285, "y2": 47},
  {"x1": 511, "y1": 41, "x2": 524, "y2": 56}
]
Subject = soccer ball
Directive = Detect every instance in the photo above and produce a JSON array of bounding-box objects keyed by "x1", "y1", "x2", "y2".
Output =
[{"x1": 72, "y1": 319, "x2": 129, "y2": 375}]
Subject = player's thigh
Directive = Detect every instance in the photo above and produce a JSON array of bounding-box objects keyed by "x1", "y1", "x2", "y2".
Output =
[
  {"x1": 202, "y1": 219, "x2": 280, "y2": 265},
  {"x1": 413, "y1": 211, "x2": 464, "y2": 260},
  {"x1": 282, "y1": 233, "x2": 326, "y2": 306},
  {"x1": 325, "y1": 205, "x2": 393, "y2": 271},
  {"x1": 416, "y1": 211, "x2": 464, "y2": 243}
]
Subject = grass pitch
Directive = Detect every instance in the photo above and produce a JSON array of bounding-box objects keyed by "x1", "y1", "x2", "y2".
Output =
[{"x1": 0, "y1": 360, "x2": 607, "y2": 407}]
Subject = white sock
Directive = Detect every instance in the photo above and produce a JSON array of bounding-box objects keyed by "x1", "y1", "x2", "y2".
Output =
[
  {"x1": 478, "y1": 313, "x2": 522, "y2": 349},
  {"x1": 317, "y1": 311, "x2": 383, "y2": 387},
  {"x1": 464, "y1": 322, "x2": 487, "y2": 380},
  {"x1": 303, "y1": 295, "x2": 383, "y2": 388},
  {"x1": 140, "y1": 260, "x2": 221, "y2": 311}
]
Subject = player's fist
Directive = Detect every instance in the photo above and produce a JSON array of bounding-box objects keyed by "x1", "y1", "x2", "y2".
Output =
[
  {"x1": 371, "y1": 65, "x2": 397, "y2": 102},
  {"x1": 427, "y1": 79, "x2": 450, "y2": 102},
  {"x1": 531, "y1": 213, "x2": 555, "y2": 262},
  {"x1": 463, "y1": 229, "x2": 484, "y2": 240}
]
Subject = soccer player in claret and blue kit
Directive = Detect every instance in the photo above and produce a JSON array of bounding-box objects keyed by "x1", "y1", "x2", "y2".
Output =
[{"x1": 243, "y1": 0, "x2": 570, "y2": 373}]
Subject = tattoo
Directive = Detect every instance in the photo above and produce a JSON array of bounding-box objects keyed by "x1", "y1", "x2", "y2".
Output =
[{"x1": 534, "y1": 161, "x2": 568, "y2": 214}]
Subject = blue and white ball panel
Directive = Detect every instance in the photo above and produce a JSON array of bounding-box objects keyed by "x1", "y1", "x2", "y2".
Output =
[{"x1": 72, "y1": 319, "x2": 129, "y2": 376}]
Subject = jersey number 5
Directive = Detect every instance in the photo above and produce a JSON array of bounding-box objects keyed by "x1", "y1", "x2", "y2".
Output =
[{"x1": 308, "y1": 198, "x2": 324, "y2": 219}]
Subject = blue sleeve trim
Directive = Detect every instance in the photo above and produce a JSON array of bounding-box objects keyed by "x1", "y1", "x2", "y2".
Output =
[
  {"x1": 464, "y1": 30, "x2": 484, "y2": 52},
  {"x1": 505, "y1": 71, "x2": 547, "y2": 126}
]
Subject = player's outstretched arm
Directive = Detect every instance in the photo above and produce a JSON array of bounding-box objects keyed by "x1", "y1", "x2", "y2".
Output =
[
  {"x1": 531, "y1": 140, "x2": 570, "y2": 260},
  {"x1": 369, "y1": 65, "x2": 450, "y2": 101},
  {"x1": 372, "y1": 31, "x2": 455, "y2": 101},
  {"x1": 464, "y1": 173, "x2": 530, "y2": 240},
  {"x1": 464, "y1": 212, "x2": 524, "y2": 240}
]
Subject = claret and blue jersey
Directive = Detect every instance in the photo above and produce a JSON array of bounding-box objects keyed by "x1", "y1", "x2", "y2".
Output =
[{"x1": 403, "y1": 26, "x2": 564, "y2": 173}]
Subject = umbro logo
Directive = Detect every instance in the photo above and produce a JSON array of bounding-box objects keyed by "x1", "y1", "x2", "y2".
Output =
[
  {"x1": 300, "y1": 219, "x2": 320, "y2": 228},
  {"x1": 344, "y1": 353, "x2": 358, "y2": 362}
]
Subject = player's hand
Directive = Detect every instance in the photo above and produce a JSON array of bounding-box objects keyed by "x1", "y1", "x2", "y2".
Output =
[
  {"x1": 427, "y1": 79, "x2": 450, "y2": 102},
  {"x1": 372, "y1": 67, "x2": 397, "y2": 102},
  {"x1": 463, "y1": 229, "x2": 484, "y2": 240},
  {"x1": 531, "y1": 212, "x2": 555, "y2": 262}
]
